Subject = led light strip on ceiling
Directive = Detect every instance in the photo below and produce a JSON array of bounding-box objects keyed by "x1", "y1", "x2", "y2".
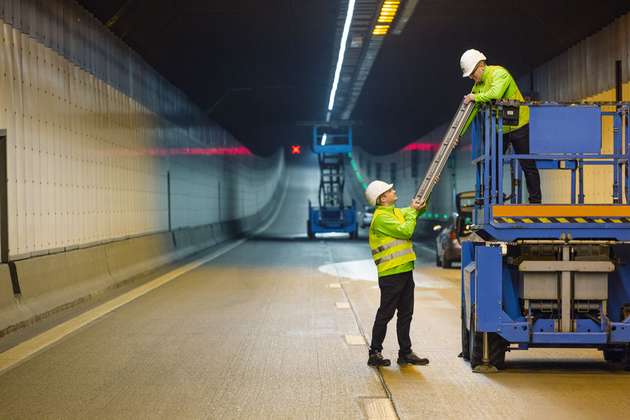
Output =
[
  {"x1": 326, "y1": 0, "x2": 415, "y2": 122},
  {"x1": 327, "y1": 0, "x2": 357, "y2": 117}
]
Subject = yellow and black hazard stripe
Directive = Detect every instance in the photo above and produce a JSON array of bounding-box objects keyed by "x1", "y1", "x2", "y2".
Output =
[{"x1": 494, "y1": 216, "x2": 630, "y2": 224}]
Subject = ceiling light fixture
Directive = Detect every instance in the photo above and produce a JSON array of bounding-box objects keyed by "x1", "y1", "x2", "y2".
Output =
[
  {"x1": 327, "y1": 0, "x2": 357, "y2": 112},
  {"x1": 373, "y1": 0, "x2": 400, "y2": 36},
  {"x1": 373, "y1": 25, "x2": 390, "y2": 35}
]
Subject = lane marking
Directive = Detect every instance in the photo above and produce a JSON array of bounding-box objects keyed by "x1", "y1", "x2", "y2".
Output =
[
  {"x1": 361, "y1": 398, "x2": 398, "y2": 420},
  {"x1": 344, "y1": 334, "x2": 367, "y2": 345},
  {"x1": 323, "y1": 245, "x2": 401, "y2": 420},
  {"x1": 0, "y1": 166, "x2": 291, "y2": 376},
  {"x1": 336, "y1": 301, "x2": 351, "y2": 309},
  {"x1": 320, "y1": 259, "x2": 377, "y2": 281},
  {"x1": 0, "y1": 239, "x2": 246, "y2": 375},
  {"x1": 328, "y1": 282, "x2": 342, "y2": 289}
]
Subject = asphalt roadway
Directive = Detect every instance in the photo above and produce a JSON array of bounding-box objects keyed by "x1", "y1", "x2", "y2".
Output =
[{"x1": 0, "y1": 161, "x2": 629, "y2": 419}]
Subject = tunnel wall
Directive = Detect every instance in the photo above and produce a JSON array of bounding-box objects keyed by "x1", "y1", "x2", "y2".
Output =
[
  {"x1": 0, "y1": 1, "x2": 285, "y2": 259},
  {"x1": 353, "y1": 11, "x2": 630, "y2": 228},
  {"x1": 0, "y1": 1, "x2": 286, "y2": 334},
  {"x1": 515, "y1": 12, "x2": 630, "y2": 205},
  {"x1": 518, "y1": 13, "x2": 630, "y2": 103}
]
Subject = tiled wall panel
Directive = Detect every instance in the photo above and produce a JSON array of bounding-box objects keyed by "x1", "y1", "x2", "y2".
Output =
[{"x1": 0, "y1": 3, "x2": 284, "y2": 259}]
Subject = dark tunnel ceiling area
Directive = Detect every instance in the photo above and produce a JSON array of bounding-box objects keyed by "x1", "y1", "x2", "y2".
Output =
[{"x1": 77, "y1": 0, "x2": 630, "y2": 156}]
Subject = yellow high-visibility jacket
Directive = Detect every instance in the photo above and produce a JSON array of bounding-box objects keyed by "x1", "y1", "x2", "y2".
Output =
[
  {"x1": 369, "y1": 205, "x2": 423, "y2": 277},
  {"x1": 462, "y1": 65, "x2": 529, "y2": 135}
]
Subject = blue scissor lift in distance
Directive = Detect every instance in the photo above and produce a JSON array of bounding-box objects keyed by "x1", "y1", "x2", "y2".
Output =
[
  {"x1": 307, "y1": 124, "x2": 358, "y2": 239},
  {"x1": 461, "y1": 101, "x2": 630, "y2": 372}
]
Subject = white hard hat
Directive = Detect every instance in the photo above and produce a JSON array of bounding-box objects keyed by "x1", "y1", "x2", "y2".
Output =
[
  {"x1": 460, "y1": 49, "x2": 487, "y2": 78},
  {"x1": 365, "y1": 180, "x2": 393, "y2": 206}
]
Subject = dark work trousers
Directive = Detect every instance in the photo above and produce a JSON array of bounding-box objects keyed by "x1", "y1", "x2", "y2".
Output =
[
  {"x1": 370, "y1": 270, "x2": 414, "y2": 355},
  {"x1": 503, "y1": 124, "x2": 542, "y2": 203}
]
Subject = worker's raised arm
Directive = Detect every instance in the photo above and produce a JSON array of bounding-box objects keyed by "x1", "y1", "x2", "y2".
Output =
[{"x1": 373, "y1": 210, "x2": 418, "y2": 240}]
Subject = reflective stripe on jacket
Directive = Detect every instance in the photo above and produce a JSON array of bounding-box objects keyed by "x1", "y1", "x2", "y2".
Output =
[
  {"x1": 369, "y1": 206, "x2": 418, "y2": 276},
  {"x1": 461, "y1": 65, "x2": 529, "y2": 135}
]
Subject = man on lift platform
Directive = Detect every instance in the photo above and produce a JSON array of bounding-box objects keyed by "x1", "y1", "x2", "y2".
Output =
[{"x1": 460, "y1": 49, "x2": 542, "y2": 204}]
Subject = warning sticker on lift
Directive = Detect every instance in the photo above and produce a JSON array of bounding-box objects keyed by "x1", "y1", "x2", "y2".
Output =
[{"x1": 494, "y1": 216, "x2": 630, "y2": 224}]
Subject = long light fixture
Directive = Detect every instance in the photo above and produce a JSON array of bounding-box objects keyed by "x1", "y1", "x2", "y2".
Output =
[
  {"x1": 327, "y1": 0, "x2": 357, "y2": 113},
  {"x1": 373, "y1": 0, "x2": 400, "y2": 36},
  {"x1": 321, "y1": 133, "x2": 328, "y2": 146}
]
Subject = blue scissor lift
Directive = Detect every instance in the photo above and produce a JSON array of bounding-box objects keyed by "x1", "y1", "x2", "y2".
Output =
[
  {"x1": 461, "y1": 101, "x2": 630, "y2": 371},
  {"x1": 307, "y1": 124, "x2": 358, "y2": 239}
]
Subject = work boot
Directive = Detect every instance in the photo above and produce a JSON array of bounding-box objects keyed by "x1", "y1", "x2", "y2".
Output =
[
  {"x1": 367, "y1": 351, "x2": 391, "y2": 367},
  {"x1": 397, "y1": 351, "x2": 429, "y2": 366}
]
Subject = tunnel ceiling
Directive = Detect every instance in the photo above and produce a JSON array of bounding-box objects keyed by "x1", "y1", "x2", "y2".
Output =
[{"x1": 77, "y1": 0, "x2": 630, "y2": 156}]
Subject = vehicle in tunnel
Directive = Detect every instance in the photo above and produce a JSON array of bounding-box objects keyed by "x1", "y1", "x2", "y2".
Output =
[
  {"x1": 433, "y1": 211, "x2": 473, "y2": 268},
  {"x1": 460, "y1": 102, "x2": 630, "y2": 372},
  {"x1": 433, "y1": 191, "x2": 475, "y2": 268},
  {"x1": 307, "y1": 124, "x2": 359, "y2": 239},
  {"x1": 360, "y1": 206, "x2": 375, "y2": 228}
]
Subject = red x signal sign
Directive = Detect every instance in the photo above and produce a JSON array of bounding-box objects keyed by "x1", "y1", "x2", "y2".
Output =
[{"x1": 291, "y1": 145, "x2": 301, "y2": 155}]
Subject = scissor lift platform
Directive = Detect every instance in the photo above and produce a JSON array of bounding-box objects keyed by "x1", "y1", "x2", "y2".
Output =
[
  {"x1": 307, "y1": 124, "x2": 358, "y2": 239},
  {"x1": 460, "y1": 101, "x2": 630, "y2": 371}
]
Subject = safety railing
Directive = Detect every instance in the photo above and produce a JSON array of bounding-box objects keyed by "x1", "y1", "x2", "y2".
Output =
[
  {"x1": 471, "y1": 101, "x2": 630, "y2": 206},
  {"x1": 469, "y1": 101, "x2": 630, "y2": 240}
]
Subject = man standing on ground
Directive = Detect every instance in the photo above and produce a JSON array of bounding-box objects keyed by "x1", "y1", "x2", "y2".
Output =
[
  {"x1": 365, "y1": 180, "x2": 430, "y2": 367},
  {"x1": 460, "y1": 49, "x2": 542, "y2": 204}
]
